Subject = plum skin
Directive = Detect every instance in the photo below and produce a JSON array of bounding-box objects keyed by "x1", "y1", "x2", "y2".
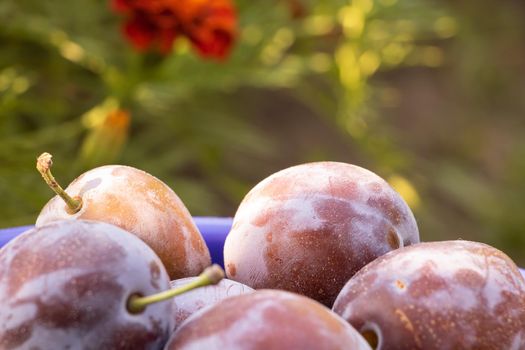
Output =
[
  {"x1": 165, "y1": 289, "x2": 373, "y2": 350},
  {"x1": 224, "y1": 161, "x2": 419, "y2": 306},
  {"x1": 332, "y1": 240, "x2": 525, "y2": 350},
  {"x1": 0, "y1": 220, "x2": 173, "y2": 350},
  {"x1": 170, "y1": 278, "x2": 254, "y2": 330},
  {"x1": 36, "y1": 164, "x2": 211, "y2": 279}
]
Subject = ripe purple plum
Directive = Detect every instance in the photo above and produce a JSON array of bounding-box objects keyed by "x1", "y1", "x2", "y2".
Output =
[
  {"x1": 333, "y1": 240, "x2": 525, "y2": 350},
  {"x1": 0, "y1": 220, "x2": 172, "y2": 349},
  {"x1": 165, "y1": 289, "x2": 373, "y2": 350},
  {"x1": 36, "y1": 153, "x2": 211, "y2": 279},
  {"x1": 224, "y1": 161, "x2": 419, "y2": 306},
  {"x1": 170, "y1": 278, "x2": 253, "y2": 329}
]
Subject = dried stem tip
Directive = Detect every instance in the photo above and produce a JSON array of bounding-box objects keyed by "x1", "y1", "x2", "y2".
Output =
[
  {"x1": 201, "y1": 264, "x2": 225, "y2": 285},
  {"x1": 36, "y1": 152, "x2": 53, "y2": 174},
  {"x1": 36, "y1": 152, "x2": 82, "y2": 214}
]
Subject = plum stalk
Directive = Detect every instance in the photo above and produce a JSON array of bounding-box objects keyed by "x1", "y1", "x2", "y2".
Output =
[
  {"x1": 36, "y1": 152, "x2": 82, "y2": 214},
  {"x1": 128, "y1": 264, "x2": 225, "y2": 313}
]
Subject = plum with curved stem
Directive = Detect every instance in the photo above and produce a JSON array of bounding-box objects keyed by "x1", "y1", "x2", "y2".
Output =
[
  {"x1": 36, "y1": 152, "x2": 211, "y2": 279},
  {"x1": 333, "y1": 240, "x2": 525, "y2": 350}
]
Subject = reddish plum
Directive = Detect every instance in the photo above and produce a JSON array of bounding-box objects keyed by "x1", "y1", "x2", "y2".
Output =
[
  {"x1": 165, "y1": 289, "x2": 372, "y2": 350},
  {"x1": 333, "y1": 240, "x2": 525, "y2": 350},
  {"x1": 224, "y1": 161, "x2": 419, "y2": 306}
]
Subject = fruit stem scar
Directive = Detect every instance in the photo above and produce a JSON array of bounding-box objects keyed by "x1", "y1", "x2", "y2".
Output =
[
  {"x1": 127, "y1": 264, "x2": 225, "y2": 314},
  {"x1": 37, "y1": 152, "x2": 83, "y2": 214}
]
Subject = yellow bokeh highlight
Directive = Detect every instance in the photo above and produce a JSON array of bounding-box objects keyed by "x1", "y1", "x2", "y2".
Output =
[
  {"x1": 339, "y1": 6, "x2": 365, "y2": 39},
  {"x1": 59, "y1": 41, "x2": 85, "y2": 62},
  {"x1": 382, "y1": 43, "x2": 409, "y2": 66},
  {"x1": 82, "y1": 98, "x2": 120, "y2": 129},
  {"x1": 0, "y1": 68, "x2": 16, "y2": 92},
  {"x1": 49, "y1": 30, "x2": 85, "y2": 63},
  {"x1": 48, "y1": 29, "x2": 106, "y2": 74},
  {"x1": 434, "y1": 16, "x2": 458, "y2": 39},
  {"x1": 353, "y1": 0, "x2": 374, "y2": 15},
  {"x1": 274, "y1": 28, "x2": 295, "y2": 47},
  {"x1": 336, "y1": 43, "x2": 361, "y2": 89},
  {"x1": 388, "y1": 174, "x2": 421, "y2": 209},
  {"x1": 261, "y1": 28, "x2": 295, "y2": 66},
  {"x1": 302, "y1": 15, "x2": 335, "y2": 36},
  {"x1": 0, "y1": 68, "x2": 31, "y2": 95},
  {"x1": 12, "y1": 77, "x2": 30, "y2": 94},
  {"x1": 359, "y1": 50, "x2": 380, "y2": 76},
  {"x1": 260, "y1": 45, "x2": 282, "y2": 65}
]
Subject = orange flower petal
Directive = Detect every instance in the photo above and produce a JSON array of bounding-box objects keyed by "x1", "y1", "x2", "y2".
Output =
[{"x1": 113, "y1": 0, "x2": 236, "y2": 58}]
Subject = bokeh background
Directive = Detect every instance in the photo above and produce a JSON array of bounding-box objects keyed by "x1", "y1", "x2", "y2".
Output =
[{"x1": 1, "y1": 0, "x2": 524, "y2": 265}]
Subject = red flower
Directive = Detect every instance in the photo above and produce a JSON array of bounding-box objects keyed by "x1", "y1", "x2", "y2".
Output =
[{"x1": 111, "y1": 0, "x2": 237, "y2": 59}]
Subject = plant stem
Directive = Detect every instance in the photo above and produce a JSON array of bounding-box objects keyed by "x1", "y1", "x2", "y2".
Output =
[
  {"x1": 36, "y1": 152, "x2": 82, "y2": 214},
  {"x1": 128, "y1": 264, "x2": 225, "y2": 314}
]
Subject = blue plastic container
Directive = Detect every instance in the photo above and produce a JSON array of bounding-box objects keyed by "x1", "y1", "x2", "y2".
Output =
[
  {"x1": 0, "y1": 217, "x2": 232, "y2": 267},
  {"x1": 1, "y1": 217, "x2": 524, "y2": 278}
]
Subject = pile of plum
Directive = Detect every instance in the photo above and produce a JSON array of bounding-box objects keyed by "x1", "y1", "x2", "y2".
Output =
[{"x1": 0, "y1": 154, "x2": 523, "y2": 349}]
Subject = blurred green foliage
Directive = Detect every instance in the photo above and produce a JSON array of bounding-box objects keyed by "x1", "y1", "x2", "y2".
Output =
[{"x1": 1, "y1": 0, "x2": 524, "y2": 264}]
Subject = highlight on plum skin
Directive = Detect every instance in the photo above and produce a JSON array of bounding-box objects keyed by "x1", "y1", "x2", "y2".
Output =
[
  {"x1": 224, "y1": 161, "x2": 419, "y2": 306},
  {"x1": 164, "y1": 289, "x2": 373, "y2": 350},
  {"x1": 332, "y1": 240, "x2": 525, "y2": 350}
]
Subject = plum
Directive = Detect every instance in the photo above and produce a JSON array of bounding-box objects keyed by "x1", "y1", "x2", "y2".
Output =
[
  {"x1": 0, "y1": 220, "x2": 172, "y2": 349},
  {"x1": 224, "y1": 161, "x2": 419, "y2": 306},
  {"x1": 164, "y1": 289, "x2": 373, "y2": 350},
  {"x1": 36, "y1": 152, "x2": 211, "y2": 279},
  {"x1": 332, "y1": 240, "x2": 525, "y2": 350},
  {"x1": 170, "y1": 278, "x2": 253, "y2": 329}
]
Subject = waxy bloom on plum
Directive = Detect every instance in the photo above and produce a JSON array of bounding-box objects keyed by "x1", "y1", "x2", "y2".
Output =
[{"x1": 112, "y1": 0, "x2": 237, "y2": 59}]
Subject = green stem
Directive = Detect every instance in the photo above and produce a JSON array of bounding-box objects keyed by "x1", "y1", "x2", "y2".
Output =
[
  {"x1": 36, "y1": 152, "x2": 82, "y2": 214},
  {"x1": 127, "y1": 264, "x2": 225, "y2": 314}
]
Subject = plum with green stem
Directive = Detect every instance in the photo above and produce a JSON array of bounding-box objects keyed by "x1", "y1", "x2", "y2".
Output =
[{"x1": 0, "y1": 220, "x2": 223, "y2": 350}]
